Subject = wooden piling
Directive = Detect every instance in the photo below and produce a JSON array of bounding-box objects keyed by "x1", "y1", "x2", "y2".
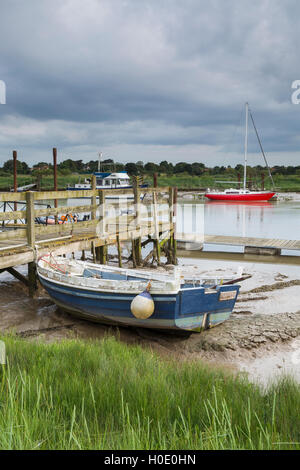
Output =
[
  {"x1": 26, "y1": 191, "x2": 36, "y2": 297},
  {"x1": 53, "y1": 148, "x2": 58, "y2": 223},
  {"x1": 26, "y1": 191, "x2": 35, "y2": 248},
  {"x1": 152, "y1": 190, "x2": 161, "y2": 264},
  {"x1": 98, "y1": 190, "x2": 107, "y2": 264},
  {"x1": 117, "y1": 235, "x2": 122, "y2": 267},
  {"x1": 133, "y1": 178, "x2": 142, "y2": 266},
  {"x1": 28, "y1": 262, "x2": 37, "y2": 298},
  {"x1": 167, "y1": 186, "x2": 174, "y2": 264},
  {"x1": 13, "y1": 150, "x2": 18, "y2": 221},
  {"x1": 172, "y1": 187, "x2": 178, "y2": 265}
]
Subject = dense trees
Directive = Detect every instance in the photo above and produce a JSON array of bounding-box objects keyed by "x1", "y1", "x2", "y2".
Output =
[
  {"x1": 2, "y1": 159, "x2": 30, "y2": 174},
  {"x1": 0, "y1": 157, "x2": 299, "y2": 178}
]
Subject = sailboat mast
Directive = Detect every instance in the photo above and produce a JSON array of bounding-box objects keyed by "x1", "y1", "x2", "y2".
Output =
[
  {"x1": 243, "y1": 102, "x2": 249, "y2": 190},
  {"x1": 98, "y1": 152, "x2": 102, "y2": 172}
]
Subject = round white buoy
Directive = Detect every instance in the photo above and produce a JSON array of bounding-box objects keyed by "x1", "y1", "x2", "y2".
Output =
[{"x1": 130, "y1": 283, "x2": 155, "y2": 319}]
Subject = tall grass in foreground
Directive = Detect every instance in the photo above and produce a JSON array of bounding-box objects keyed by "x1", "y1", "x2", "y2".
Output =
[{"x1": 0, "y1": 334, "x2": 299, "y2": 450}]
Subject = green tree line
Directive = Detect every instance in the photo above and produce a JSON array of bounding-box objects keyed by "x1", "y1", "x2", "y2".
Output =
[{"x1": 1, "y1": 157, "x2": 300, "y2": 177}]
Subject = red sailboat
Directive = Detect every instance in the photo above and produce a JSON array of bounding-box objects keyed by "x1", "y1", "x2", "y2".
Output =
[{"x1": 205, "y1": 103, "x2": 276, "y2": 202}]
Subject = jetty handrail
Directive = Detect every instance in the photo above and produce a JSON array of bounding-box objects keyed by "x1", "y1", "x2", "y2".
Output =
[{"x1": 0, "y1": 186, "x2": 175, "y2": 251}]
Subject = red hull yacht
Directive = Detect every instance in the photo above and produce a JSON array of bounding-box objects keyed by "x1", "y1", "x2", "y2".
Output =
[
  {"x1": 205, "y1": 103, "x2": 276, "y2": 202},
  {"x1": 205, "y1": 189, "x2": 276, "y2": 201}
]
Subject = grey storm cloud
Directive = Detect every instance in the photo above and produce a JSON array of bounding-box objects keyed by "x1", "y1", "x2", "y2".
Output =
[{"x1": 0, "y1": 0, "x2": 300, "y2": 165}]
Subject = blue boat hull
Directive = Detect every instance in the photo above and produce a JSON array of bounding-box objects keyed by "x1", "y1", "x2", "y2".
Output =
[{"x1": 39, "y1": 275, "x2": 239, "y2": 332}]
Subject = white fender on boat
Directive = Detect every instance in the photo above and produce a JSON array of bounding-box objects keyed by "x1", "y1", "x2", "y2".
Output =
[{"x1": 130, "y1": 282, "x2": 155, "y2": 319}]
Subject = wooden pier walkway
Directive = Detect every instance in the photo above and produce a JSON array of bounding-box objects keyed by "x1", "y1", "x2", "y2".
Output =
[
  {"x1": 0, "y1": 184, "x2": 177, "y2": 295},
  {"x1": 204, "y1": 235, "x2": 300, "y2": 252}
]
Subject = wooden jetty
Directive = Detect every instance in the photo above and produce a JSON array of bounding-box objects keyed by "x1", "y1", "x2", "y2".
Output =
[
  {"x1": 0, "y1": 183, "x2": 177, "y2": 296},
  {"x1": 204, "y1": 235, "x2": 300, "y2": 254}
]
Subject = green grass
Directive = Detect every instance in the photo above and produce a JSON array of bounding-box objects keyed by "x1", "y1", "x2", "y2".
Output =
[
  {"x1": 0, "y1": 334, "x2": 299, "y2": 450},
  {"x1": 1, "y1": 172, "x2": 300, "y2": 191},
  {"x1": 0, "y1": 174, "x2": 82, "y2": 190},
  {"x1": 146, "y1": 173, "x2": 300, "y2": 191}
]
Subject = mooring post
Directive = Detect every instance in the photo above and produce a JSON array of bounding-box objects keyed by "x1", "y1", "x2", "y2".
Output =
[
  {"x1": 13, "y1": 150, "x2": 18, "y2": 222},
  {"x1": 153, "y1": 172, "x2": 158, "y2": 188},
  {"x1": 26, "y1": 191, "x2": 37, "y2": 297}
]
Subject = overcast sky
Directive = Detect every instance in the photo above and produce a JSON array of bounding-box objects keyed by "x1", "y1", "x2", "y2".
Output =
[{"x1": 0, "y1": 0, "x2": 300, "y2": 167}]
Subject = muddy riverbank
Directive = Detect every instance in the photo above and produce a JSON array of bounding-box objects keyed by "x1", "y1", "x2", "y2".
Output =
[{"x1": 1, "y1": 259, "x2": 300, "y2": 385}]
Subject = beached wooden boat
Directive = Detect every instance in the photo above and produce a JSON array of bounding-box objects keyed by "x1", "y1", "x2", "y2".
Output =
[{"x1": 37, "y1": 256, "x2": 241, "y2": 332}]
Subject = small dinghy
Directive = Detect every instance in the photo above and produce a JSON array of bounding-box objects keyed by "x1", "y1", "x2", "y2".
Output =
[{"x1": 37, "y1": 255, "x2": 241, "y2": 332}]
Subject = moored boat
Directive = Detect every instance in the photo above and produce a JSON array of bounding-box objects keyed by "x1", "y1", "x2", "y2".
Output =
[
  {"x1": 205, "y1": 188, "x2": 275, "y2": 201},
  {"x1": 205, "y1": 103, "x2": 276, "y2": 202},
  {"x1": 37, "y1": 256, "x2": 241, "y2": 332}
]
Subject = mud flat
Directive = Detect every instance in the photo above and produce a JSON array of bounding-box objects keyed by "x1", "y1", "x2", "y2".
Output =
[{"x1": 0, "y1": 259, "x2": 300, "y2": 385}]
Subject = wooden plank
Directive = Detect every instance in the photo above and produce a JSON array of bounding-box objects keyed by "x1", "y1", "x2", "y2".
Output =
[
  {"x1": 0, "y1": 228, "x2": 26, "y2": 240},
  {"x1": 204, "y1": 235, "x2": 300, "y2": 250},
  {"x1": 35, "y1": 218, "x2": 98, "y2": 235},
  {"x1": 0, "y1": 249, "x2": 34, "y2": 269},
  {"x1": 34, "y1": 204, "x2": 96, "y2": 218},
  {"x1": 26, "y1": 192, "x2": 35, "y2": 248},
  {"x1": 103, "y1": 188, "x2": 133, "y2": 196},
  {"x1": 0, "y1": 210, "x2": 27, "y2": 221},
  {"x1": 0, "y1": 192, "x2": 26, "y2": 202},
  {"x1": 33, "y1": 189, "x2": 98, "y2": 200}
]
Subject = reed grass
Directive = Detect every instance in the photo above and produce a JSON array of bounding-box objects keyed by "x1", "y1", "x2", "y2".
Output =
[{"x1": 0, "y1": 334, "x2": 299, "y2": 450}]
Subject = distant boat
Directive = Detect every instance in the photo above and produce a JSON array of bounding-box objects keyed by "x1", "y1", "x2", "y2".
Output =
[
  {"x1": 10, "y1": 183, "x2": 37, "y2": 192},
  {"x1": 205, "y1": 103, "x2": 276, "y2": 202},
  {"x1": 67, "y1": 171, "x2": 148, "y2": 200},
  {"x1": 37, "y1": 256, "x2": 241, "y2": 332}
]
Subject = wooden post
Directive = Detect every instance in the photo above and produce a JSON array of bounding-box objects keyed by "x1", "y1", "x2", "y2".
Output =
[
  {"x1": 153, "y1": 189, "x2": 161, "y2": 265},
  {"x1": 53, "y1": 148, "x2": 58, "y2": 223},
  {"x1": 28, "y1": 262, "x2": 37, "y2": 298},
  {"x1": 117, "y1": 235, "x2": 122, "y2": 268},
  {"x1": 133, "y1": 178, "x2": 142, "y2": 266},
  {"x1": 131, "y1": 238, "x2": 137, "y2": 268},
  {"x1": 26, "y1": 191, "x2": 35, "y2": 248},
  {"x1": 98, "y1": 189, "x2": 107, "y2": 264},
  {"x1": 91, "y1": 175, "x2": 101, "y2": 262},
  {"x1": 26, "y1": 191, "x2": 36, "y2": 297},
  {"x1": 91, "y1": 241, "x2": 96, "y2": 263},
  {"x1": 91, "y1": 174, "x2": 97, "y2": 220},
  {"x1": 167, "y1": 186, "x2": 174, "y2": 264},
  {"x1": 153, "y1": 172, "x2": 158, "y2": 188},
  {"x1": 13, "y1": 150, "x2": 17, "y2": 221},
  {"x1": 172, "y1": 187, "x2": 178, "y2": 265},
  {"x1": 100, "y1": 242, "x2": 107, "y2": 265}
]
